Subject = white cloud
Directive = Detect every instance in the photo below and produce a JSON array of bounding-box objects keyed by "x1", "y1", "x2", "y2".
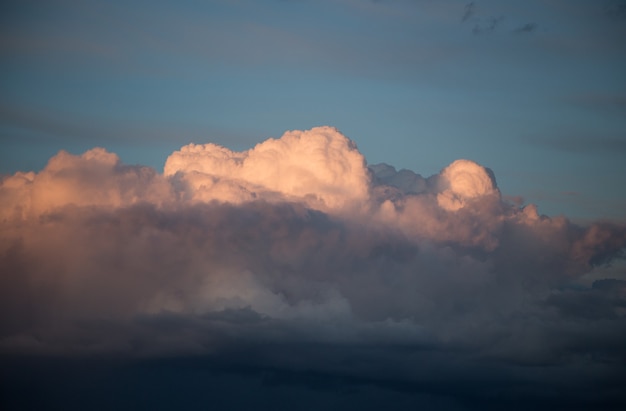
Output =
[
  {"x1": 164, "y1": 126, "x2": 370, "y2": 212},
  {"x1": 0, "y1": 147, "x2": 172, "y2": 221},
  {"x1": 436, "y1": 159, "x2": 499, "y2": 211}
]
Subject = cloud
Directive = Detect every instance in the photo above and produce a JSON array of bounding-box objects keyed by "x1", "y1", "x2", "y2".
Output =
[
  {"x1": 460, "y1": 4, "x2": 541, "y2": 37},
  {"x1": 606, "y1": 0, "x2": 626, "y2": 19},
  {"x1": 369, "y1": 162, "x2": 428, "y2": 194},
  {"x1": 0, "y1": 147, "x2": 173, "y2": 220},
  {"x1": 461, "y1": 2, "x2": 475, "y2": 23},
  {"x1": 523, "y1": 133, "x2": 626, "y2": 154},
  {"x1": 567, "y1": 93, "x2": 626, "y2": 114},
  {"x1": 0, "y1": 101, "x2": 240, "y2": 152},
  {"x1": 436, "y1": 159, "x2": 498, "y2": 211},
  {"x1": 512, "y1": 22, "x2": 537, "y2": 33},
  {"x1": 163, "y1": 127, "x2": 370, "y2": 212},
  {"x1": 472, "y1": 16, "x2": 503, "y2": 35},
  {"x1": 1, "y1": 126, "x2": 625, "y2": 408}
]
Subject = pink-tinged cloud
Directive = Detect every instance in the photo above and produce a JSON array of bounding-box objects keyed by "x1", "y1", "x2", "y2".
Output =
[
  {"x1": 164, "y1": 126, "x2": 370, "y2": 211},
  {"x1": 0, "y1": 127, "x2": 625, "y2": 405},
  {"x1": 436, "y1": 159, "x2": 499, "y2": 211},
  {"x1": 0, "y1": 147, "x2": 172, "y2": 220}
]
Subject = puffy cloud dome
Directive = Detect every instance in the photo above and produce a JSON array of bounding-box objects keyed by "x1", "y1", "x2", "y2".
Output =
[
  {"x1": 437, "y1": 159, "x2": 498, "y2": 211},
  {"x1": 0, "y1": 148, "x2": 170, "y2": 220},
  {"x1": 164, "y1": 126, "x2": 370, "y2": 211}
]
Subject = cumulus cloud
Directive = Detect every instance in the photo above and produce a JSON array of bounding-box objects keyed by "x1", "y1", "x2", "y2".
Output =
[
  {"x1": 1, "y1": 126, "x2": 625, "y2": 408},
  {"x1": 164, "y1": 126, "x2": 370, "y2": 212},
  {"x1": 369, "y1": 163, "x2": 428, "y2": 195},
  {"x1": 512, "y1": 22, "x2": 538, "y2": 34},
  {"x1": 0, "y1": 147, "x2": 172, "y2": 220},
  {"x1": 436, "y1": 159, "x2": 498, "y2": 211}
]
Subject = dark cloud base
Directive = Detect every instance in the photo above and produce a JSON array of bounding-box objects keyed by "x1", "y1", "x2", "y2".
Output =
[
  {"x1": 1, "y1": 201, "x2": 625, "y2": 410},
  {"x1": 2, "y1": 353, "x2": 625, "y2": 411}
]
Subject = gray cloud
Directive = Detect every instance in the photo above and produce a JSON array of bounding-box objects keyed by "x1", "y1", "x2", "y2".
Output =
[
  {"x1": 512, "y1": 22, "x2": 537, "y2": 33},
  {"x1": 524, "y1": 133, "x2": 626, "y2": 154},
  {"x1": 606, "y1": 0, "x2": 626, "y2": 19},
  {"x1": 567, "y1": 93, "x2": 626, "y2": 114},
  {"x1": 472, "y1": 16, "x2": 503, "y2": 35},
  {"x1": 369, "y1": 163, "x2": 429, "y2": 194},
  {"x1": 1, "y1": 127, "x2": 625, "y2": 409},
  {"x1": 461, "y1": 2, "x2": 475, "y2": 23}
]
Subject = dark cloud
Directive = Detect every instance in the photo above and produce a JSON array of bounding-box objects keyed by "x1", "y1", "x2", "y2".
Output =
[
  {"x1": 461, "y1": 2, "x2": 475, "y2": 23},
  {"x1": 512, "y1": 22, "x2": 537, "y2": 33},
  {"x1": 1, "y1": 127, "x2": 626, "y2": 409},
  {"x1": 369, "y1": 163, "x2": 428, "y2": 194},
  {"x1": 0, "y1": 102, "x2": 113, "y2": 144},
  {"x1": 472, "y1": 16, "x2": 503, "y2": 35},
  {"x1": 461, "y1": 4, "x2": 542, "y2": 37},
  {"x1": 545, "y1": 279, "x2": 626, "y2": 320},
  {"x1": 524, "y1": 134, "x2": 626, "y2": 154},
  {"x1": 567, "y1": 93, "x2": 626, "y2": 114},
  {"x1": 606, "y1": 0, "x2": 626, "y2": 19},
  {"x1": 0, "y1": 102, "x2": 229, "y2": 147}
]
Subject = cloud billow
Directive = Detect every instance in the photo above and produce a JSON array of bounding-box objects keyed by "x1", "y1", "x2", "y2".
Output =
[{"x1": 1, "y1": 126, "x2": 625, "y2": 408}]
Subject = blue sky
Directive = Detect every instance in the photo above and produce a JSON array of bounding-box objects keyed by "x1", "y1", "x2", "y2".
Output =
[{"x1": 1, "y1": 0, "x2": 625, "y2": 220}]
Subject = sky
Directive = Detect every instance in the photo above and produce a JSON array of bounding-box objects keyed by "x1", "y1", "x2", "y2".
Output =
[
  {"x1": 1, "y1": 0, "x2": 625, "y2": 220},
  {"x1": 1, "y1": 1, "x2": 626, "y2": 410}
]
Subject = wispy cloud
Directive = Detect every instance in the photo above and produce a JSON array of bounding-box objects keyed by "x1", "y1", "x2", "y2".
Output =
[
  {"x1": 472, "y1": 16, "x2": 503, "y2": 35},
  {"x1": 606, "y1": 0, "x2": 626, "y2": 19},
  {"x1": 512, "y1": 22, "x2": 537, "y2": 34},
  {"x1": 567, "y1": 93, "x2": 626, "y2": 114},
  {"x1": 461, "y1": 2, "x2": 475, "y2": 23},
  {"x1": 524, "y1": 133, "x2": 626, "y2": 154}
]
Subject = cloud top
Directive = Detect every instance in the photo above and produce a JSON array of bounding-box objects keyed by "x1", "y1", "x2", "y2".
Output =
[
  {"x1": 0, "y1": 148, "x2": 171, "y2": 220},
  {"x1": 437, "y1": 159, "x2": 498, "y2": 211},
  {"x1": 164, "y1": 126, "x2": 370, "y2": 211}
]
